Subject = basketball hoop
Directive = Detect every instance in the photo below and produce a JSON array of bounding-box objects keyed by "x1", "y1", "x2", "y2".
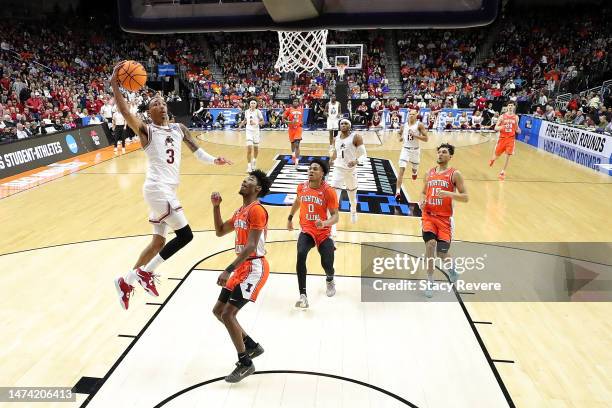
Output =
[
  {"x1": 337, "y1": 63, "x2": 347, "y2": 81},
  {"x1": 275, "y1": 29, "x2": 331, "y2": 74}
]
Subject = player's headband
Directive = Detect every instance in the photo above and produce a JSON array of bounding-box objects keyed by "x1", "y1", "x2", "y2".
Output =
[{"x1": 339, "y1": 119, "x2": 351, "y2": 126}]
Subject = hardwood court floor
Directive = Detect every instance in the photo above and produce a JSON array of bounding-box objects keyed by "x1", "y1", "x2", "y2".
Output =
[{"x1": 0, "y1": 129, "x2": 610, "y2": 407}]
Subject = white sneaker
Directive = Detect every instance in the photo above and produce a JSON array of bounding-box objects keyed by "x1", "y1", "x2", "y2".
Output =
[
  {"x1": 350, "y1": 211, "x2": 358, "y2": 223},
  {"x1": 295, "y1": 294, "x2": 309, "y2": 309},
  {"x1": 326, "y1": 279, "x2": 336, "y2": 297},
  {"x1": 247, "y1": 163, "x2": 252, "y2": 173}
]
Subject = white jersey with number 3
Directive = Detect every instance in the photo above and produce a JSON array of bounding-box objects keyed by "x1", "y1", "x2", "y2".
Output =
[{"x1": 144, "y1": 123, "x2": 184, "y2": 186}]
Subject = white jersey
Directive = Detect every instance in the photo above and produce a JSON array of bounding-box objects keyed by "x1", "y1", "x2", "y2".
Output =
[
  {"x1": 245, "y1": 108, "x2": 263, "y2": 131},
  {"x1": 402, "y1": 120, "x2": 421, "y2": 149},
  {"x1": 144, "y1": 123, "x2": 184, "y2": 186},
  {"x1": 334, "y1": 132, "x2": 359, "y2": 169},
  {"x1": 327, "y1": 101, "x2": 340, "y2": 120},
  {"x1": 112, "y1": 111, "x2": 125, "y2": 126}
]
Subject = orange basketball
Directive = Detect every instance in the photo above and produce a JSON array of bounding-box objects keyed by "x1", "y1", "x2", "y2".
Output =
[{"x1": 117, "y1": 60, "x2": 147, "y2": 92}]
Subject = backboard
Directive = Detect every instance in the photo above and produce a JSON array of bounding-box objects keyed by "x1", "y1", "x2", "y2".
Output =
[{"x1": 118, "y1": 0, "x2": 499, "y2": 34}]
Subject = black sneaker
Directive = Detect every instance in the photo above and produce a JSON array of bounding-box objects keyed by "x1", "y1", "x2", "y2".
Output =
[
  {"x1": 246, "y1": 343, "x2": 264, "y2": 359},
  {"x1": 224, "y1": 361, "x2": 255, "y2": 383}
]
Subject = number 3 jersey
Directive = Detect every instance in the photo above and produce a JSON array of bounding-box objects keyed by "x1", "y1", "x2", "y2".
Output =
[
  {"x1": 296, "y1": 181, "x2": 338, "y2": 241},
  {"x1": 144, "y1": 123, "x2": 184, "y2": 187}
]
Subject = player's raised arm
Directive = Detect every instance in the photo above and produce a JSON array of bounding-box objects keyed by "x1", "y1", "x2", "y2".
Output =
[
  {"x1": 110, "y1": 61, "x2": 148, "y2": 143},
  {"x1": 210, "y1": 192, "x2": 235, "y2": 237},
  {"x1": 179, "y1": 123, "x2": 233, "y2": 165}
]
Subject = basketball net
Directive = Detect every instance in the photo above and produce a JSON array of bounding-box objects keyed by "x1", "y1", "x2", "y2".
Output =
[{"x1": 275, "y1": 30, "x2": 331, "y2": 74}]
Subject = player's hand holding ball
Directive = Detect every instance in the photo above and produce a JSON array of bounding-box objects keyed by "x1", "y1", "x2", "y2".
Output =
[{"x1": 211, "y1": 192, "x2": 222, "y2": 207}]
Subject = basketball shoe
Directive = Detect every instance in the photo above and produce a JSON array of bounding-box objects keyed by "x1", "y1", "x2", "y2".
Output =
[
  {"x1": 136, "y1": 267, "x2": 160, "y2": 297},
  {"x1": 114, "y1": 277, "x2": 134, "y2": 310}
]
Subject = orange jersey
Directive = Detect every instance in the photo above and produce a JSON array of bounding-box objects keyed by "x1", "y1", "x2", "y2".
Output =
[
  {"x1": 284, "y1": 106, "x2": 304, "y2": 129},
  {"x1": 231, "y1": 200, "x2": 268, "y2": 257},
  {"x1": 296, "y1": 181, "x2": 338, "y2": 236},
  {"x1": 498, "y1": 113, "x2": 519, "y2": 139},
  {"x1": 423, "y1": 167, "x2": 456, "y2": 217}
]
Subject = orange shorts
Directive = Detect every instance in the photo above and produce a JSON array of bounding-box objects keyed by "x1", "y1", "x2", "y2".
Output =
[
  {"x1": 421, "y1": 213, "x2": 453, "y2": 243},
  {"x1": 495, "y1": 137, "x2": 515, "y2": 156},
  {"x1": 289, "y1": 127, "x2": 303, "y2": 142},
  {"x1": 225, "y1": 257, "x2": 269, "y2": 302},
  {"x1": 302, "y1": 227, "x2": 332, "y2": 247}
]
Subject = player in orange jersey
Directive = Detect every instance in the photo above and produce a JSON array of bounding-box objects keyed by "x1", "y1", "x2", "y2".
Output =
[
  {"x1": 283, "y1": 98, "x2": 304, "y2": 167},
  {"x1": 420, "y1": 144, "x2": 469, "y2": 298},
  {"x1": 287, "y1": 158, "x2": 339, "y2": 308},
  {"x1": 489, "y1": 101, "x2": 521, "y2": 180},
  {"x1": 210, "y1": 169, "x2": 271, "y2": 383}
]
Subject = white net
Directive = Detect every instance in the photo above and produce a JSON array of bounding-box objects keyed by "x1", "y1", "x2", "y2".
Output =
[{"x1": 275, "y1": 30, "x2": 331, "y2": 74}]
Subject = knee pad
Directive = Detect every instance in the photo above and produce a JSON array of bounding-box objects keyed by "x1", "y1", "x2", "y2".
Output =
[{"x1": 176, "y1": 225, "x2": 193, "y2": 244}]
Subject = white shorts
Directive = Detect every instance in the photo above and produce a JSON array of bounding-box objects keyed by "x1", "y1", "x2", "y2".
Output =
[
  {"x1": 327, "y1": 118, "x2": 339, "y2": 130},
  {"x1": 245, "y1": 129, "x2": 260, "y2": 146},
  {"x1": 143, "y1": 182, "x2": 188, "y2": 237},
  {"x1": 399, "y1": 147, "x2": 421, "y2": 167},
  {"x1": 329, "y1": 166, "x2": 358, "y2": 190}
]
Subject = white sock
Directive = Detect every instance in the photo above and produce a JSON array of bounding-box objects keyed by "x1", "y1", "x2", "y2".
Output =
[
  {"x1": 125, "y1": 269, "x2": 139, "y2": 285},
  {"x1": 143, "y1": 254, "x2": 164, "y2": 273},
  {"x1": 348, "y1": 189, "x2": 357, "y2": 213}
]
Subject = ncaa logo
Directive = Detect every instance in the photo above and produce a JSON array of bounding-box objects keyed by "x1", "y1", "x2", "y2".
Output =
[{"x1": 65, "y1": 135, "x2": 79, "y2": 154}]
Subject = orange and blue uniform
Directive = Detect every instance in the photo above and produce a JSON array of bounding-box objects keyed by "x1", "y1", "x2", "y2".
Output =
[
  {"x1": 225, "y1": 200, "x2": 269, "y2": 302},
  {"x1": 422, "y1": 167, "x2": 456, "y2": 243}
]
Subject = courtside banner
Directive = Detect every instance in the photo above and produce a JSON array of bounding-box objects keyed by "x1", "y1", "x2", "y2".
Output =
[
  {"x1": 382, "y1": 108, "x2": 473, "y2": 129},
  {"x1": 205, "y1": 108, "x2": 310, "y2": 126},
  {"x1": 537, "y1": 121, "x2": 612, "y2": 175},
  {"x1": 517, "y1": 115, "x2": 541, "y2": 147},
  {"x1": 0, "y1": 125, "x2": 110, "y2": 179}
]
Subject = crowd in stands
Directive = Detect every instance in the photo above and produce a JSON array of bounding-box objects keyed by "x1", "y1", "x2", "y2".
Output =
[{"x1": 1, "y1": 3, "x2": 611, "y2": 143}]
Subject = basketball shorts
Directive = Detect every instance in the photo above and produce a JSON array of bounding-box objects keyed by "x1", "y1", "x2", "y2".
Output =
[
  {"x1": 288, "y1": 127, "x2": 303, "y2": 142},
  {"x1": 143, "y1": 182, "x2": 188, "y2": 237},
  {"x1": 399, "y1": 147, "x2": 421, "y2": 167},
  {"x1": 421, "y1": 213, "x2": 453, "y2": 245},
  {"x1": 327, "y1": 118, "x2": 339, "y2": 130},
  {"x1": 495, "y1": 138, "x2": 515, "y2": 156},
  {"x1": 245, "y1": 129, "x2": 260, "y2": 146},
  {"x1": 224, "y1": 257, "x2": 269, "y2": 304},
  {"x1": 329, "y1": 166, "x2": 358, "y2": 190},
  {"x1": 301, "y1": 228, "x2": 332, "y2": 248}
]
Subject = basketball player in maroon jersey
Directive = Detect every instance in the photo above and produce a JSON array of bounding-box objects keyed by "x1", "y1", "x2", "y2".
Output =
[{"x1": 420, "y1": 143, "x2": 469, "y2": 297}]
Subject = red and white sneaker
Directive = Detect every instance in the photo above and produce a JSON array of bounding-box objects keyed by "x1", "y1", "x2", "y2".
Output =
[
  {"x1": 114, "y1": 277, "x2": 134, "y2": 310},
  {"x1": 136, "y1": 267, "x2": 160, "y2": 297}
]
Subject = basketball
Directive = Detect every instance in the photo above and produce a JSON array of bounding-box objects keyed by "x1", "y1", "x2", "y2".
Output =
[{"x1": 117, "y1": 60, "x2": 147, "y2": 92}]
